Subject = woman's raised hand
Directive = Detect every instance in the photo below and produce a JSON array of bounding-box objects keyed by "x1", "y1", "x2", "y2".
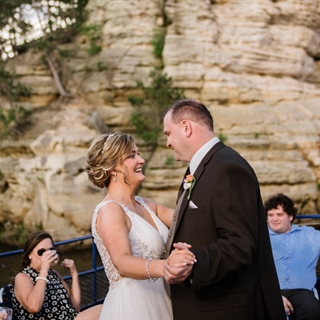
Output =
[
  {"x1": 61, "y1": 259, "x2": 78, "y2": 276},
  {"x1": 40, "y1": 249, "x2": 58, "y2": 271}
]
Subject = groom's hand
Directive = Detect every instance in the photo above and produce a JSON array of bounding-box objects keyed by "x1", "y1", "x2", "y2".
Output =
[
  {"x1": 164, "y1": 262, "x2": 193, "y2": 284},
  {"x1": 164, "y1": 242, "x2": 196, "y2": 284}
]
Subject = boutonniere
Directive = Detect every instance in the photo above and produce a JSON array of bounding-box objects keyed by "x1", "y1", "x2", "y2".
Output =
[{"x1": 183, "y1": 174, "x2": 196, "y2": 200}]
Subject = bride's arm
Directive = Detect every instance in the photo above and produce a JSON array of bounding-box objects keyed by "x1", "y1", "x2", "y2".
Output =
[
  {"x1": 97, "y1": 202, "x2": 165, "y2": 279},
  {"x1": 97, "y1": 202, "x2": 188, "y2": 279}
]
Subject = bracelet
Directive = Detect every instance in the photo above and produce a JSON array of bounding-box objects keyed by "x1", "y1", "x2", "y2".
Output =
[
  {"x1": 35, "y1": 276, "x2": 49, "y2": 284},
  {"x1": 146, "y1": 258, "x2": 158, "y2": 282}
]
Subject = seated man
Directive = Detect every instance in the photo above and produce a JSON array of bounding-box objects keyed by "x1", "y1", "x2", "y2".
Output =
[{"x1": 265, "y1": 193, "x2": 320, "y2": 320}]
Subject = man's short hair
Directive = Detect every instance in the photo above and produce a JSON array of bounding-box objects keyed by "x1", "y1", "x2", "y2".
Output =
[
  {"x1": 163, "y1": 99, "x2": 214, "y2": 131},
  {"x1": 264, "y1": 193, "x2": 298, "y2": 220}
]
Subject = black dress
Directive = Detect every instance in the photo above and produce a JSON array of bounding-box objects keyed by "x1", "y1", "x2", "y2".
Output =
[{"x1": 12, "y1": 266, "x2": 78, "y2": 320}]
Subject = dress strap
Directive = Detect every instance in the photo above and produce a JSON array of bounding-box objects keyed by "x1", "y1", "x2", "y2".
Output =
[
  {"x1": 135, "y1": 195, "x2": 145, "y2": 206},
  {"x1": 135, "y1": 196, "x2": 156, "y2": 219},
  {"x1": 95, "y1": 200, "x2": 135, "y2": 218},
  {"x1": 135, "y1": 196, "x2": 168, "y2": 244},
  {"x1": 94, "y1": 200, "x2": 113, "y2": 212}
]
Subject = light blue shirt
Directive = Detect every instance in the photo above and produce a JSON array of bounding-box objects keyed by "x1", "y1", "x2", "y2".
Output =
[
  {"x1": 269, "y1": 224, "x2": 320, "y2": 290},
  {"x1": 189, "y1": 137, "x2": 220, "y2": 175}
]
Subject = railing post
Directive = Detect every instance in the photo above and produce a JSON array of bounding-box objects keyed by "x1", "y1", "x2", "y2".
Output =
[{"x1": 91, "y1": 238, "x2": 97, "y2": 304}]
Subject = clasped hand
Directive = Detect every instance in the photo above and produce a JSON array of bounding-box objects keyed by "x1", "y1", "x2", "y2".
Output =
[
  {"x1": 61, "y1": 259, "x2": 78, "y2": 276},
  {"x1": 164, "y1": 242, "x2": 196, "y2": 284}
]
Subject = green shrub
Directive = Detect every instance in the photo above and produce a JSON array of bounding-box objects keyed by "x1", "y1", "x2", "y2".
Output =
[
  {"x1": 58, "y1": 49, "x2": 72, "y2": 58},
  {"x1": 97, "y1": 62, "x2": 109, "y2": 71},
  {"x1": 151, "y1": 29, "x2": 166, "y2": 58},
  {"x1": 79, "y1": 24, "x2": 102, "y2": 56},
  {"x1": 0, "y1": 62, "x2": 31, "y2": 137},
  {"x1": 218, "y1": 133, "x2": 228, "y2": 143},
  {"x1": 128, "y1": 67, "x2": 185, "y2": 146},
  {"x1": 87, "y1": 42, "x2": 101, "y2": 56},
  {"x1": 165, "y1": 156, "x2": 174, "y2": 166}
]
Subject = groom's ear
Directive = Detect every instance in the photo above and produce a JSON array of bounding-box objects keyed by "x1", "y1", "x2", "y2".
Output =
[{"x1": 182, "y1": 120, "x2": 192, "y2": 138}]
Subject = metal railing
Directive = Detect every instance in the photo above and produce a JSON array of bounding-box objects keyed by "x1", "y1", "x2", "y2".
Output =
[
  {"x1": 295, "y1": 214, "x2": 320, "y2": 220},
  {"x1": 0, "y1": 235, "x2": 108, "y2": 310},
  {"x1": 1, "y1": 215, "x2": 320, "y2": 309}
]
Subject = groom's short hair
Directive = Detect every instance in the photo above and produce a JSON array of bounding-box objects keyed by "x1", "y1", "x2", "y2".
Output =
[{"x1": 164, "y1": 99, "x2": 214, "y2": 131}]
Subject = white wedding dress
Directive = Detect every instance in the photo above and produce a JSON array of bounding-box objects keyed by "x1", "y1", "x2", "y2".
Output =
[{"x1": 91, "y1": 196, "x2": 173, "y2": 320}]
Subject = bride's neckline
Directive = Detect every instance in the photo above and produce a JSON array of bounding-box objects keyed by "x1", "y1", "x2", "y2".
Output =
[{"x1": 102, "y1": 197, "x2": 160, "y2": 233}]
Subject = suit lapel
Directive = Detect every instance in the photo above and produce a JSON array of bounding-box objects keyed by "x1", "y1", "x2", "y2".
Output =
[
  {"x1": 173, "y1": 141, "x2": 226, "y2": 235},
  {"x1": 176, "y1": 167, "x2": 190, "y2": 201}
]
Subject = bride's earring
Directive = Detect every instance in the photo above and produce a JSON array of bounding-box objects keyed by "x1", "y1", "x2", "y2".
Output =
[{"x1": 114, "y1": 172, "x2": 117, "y2": 182}]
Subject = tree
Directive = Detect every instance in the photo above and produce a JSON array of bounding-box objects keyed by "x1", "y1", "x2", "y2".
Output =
[
  {"x1": 0, "y1": 60, "x2": 31, "y2": 137},
  {"x1": 128, "y1": 67, "x2": 185, "y2": 149},
  {"x1": 0, "y1": 0, "x2": 91, "y2": 136},
  {"x1": 0, "y1": 0, "x2": 88, "y2": 97}
]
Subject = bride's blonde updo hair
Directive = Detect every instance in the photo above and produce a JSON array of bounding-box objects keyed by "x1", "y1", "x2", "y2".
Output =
[{"x1": 86, "y1": 132, "x2": 135, "y2": 188}]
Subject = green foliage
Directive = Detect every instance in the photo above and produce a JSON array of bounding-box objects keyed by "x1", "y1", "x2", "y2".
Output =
[
  {"x1": 254, "y1": 132, "x2": 259, "y2": 139},
  {"x1": 34, "y1": 223, "x2": 43, "y2": 230},
  {"x1": 218, "y1": 133, "x2": 228, "y2": 143},
  {"x1": 128, "y1": 96, "x2": 144, "y2": 106},
  {"x1": 0, "y1": 61, "x2": 31, "y2": 136},
  {"x1": 130, "y1": 113, "x2": 159, "y2": 143},
  {"x1": 0, "y1": 0, "x2": 89, "y2": 59},
  {"x1": 128, "y1": 67, "x2": 185, "y2": 145},
  {"x1": 58, "y1": 49, "x2": 72, "y2": 58},
  {"x1": 87, "y1": 43, "x2": 102, "y2": 56},
  {"x1": 97, "y1": 62, "x2": 109, "y2": 71},
  {"x1": 0, "y1": 106, "x2": 32, "y2": 137},
  {"x1": 36, "y1": 176, "x2": 44, "y2": 183},
  {"x1": 79, "y1": 23, "x2": 102, "y2": 39},
  {"x1": 0, "y1": 222, "x2": 31, "y2": 246},
  {"x1": 0, "y1": 108, "x2": 15, "y2": 127},
  {"x1": 151, "y1": 29, "x2": 166, "y2": 58},
  {"x1": 79, "y1": 24, "x2": 102, "y2": 56},
  {"x1": 81, "y1": 64, "x2": 93, "y2": 72},
  {"x1": 13, "y1": 223, "x2": 30, "y2": 245},
  {"x1": 0, "y1": 1, "x2": 92, "y2": 100},
  {"x1": 0, "y1": 62, "x2": 30, "y2": 99},
  {"x1": 165, "y1": 156, "x2": 174, "y2": 166}
]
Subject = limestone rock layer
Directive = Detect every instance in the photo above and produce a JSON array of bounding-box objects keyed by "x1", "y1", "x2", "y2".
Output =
[{"x1": 1, "y1": 0, "x2": 320, "y2": 241}]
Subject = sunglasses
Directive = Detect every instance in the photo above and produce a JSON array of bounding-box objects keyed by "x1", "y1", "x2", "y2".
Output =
[{"x1": 36, "y1": 247, "x2": 56, "y2": 256}]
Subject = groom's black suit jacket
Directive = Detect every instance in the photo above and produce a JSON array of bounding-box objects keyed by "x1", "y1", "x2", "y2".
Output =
[{"x1": 170, "y1": 142, "x2": 285, "y2": 320}]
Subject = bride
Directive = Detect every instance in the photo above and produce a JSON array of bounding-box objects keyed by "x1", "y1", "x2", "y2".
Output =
[{"x1": 86, "y1": 132, "x2": 196, "y2": 320}]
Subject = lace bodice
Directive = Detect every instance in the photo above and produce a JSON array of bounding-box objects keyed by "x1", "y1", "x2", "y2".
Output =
[{"x1": 91, "y1": 196, "x2": 168, "y2": 289}]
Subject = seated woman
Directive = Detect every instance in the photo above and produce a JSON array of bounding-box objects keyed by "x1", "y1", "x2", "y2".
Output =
[{"x1": 11, "y1": 231, "x2": 101, "y2": 320}]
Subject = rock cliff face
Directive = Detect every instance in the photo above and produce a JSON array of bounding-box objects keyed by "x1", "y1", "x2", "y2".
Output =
[{"x1": 1, "y1": 0, "x2": 320, "y2": 242}]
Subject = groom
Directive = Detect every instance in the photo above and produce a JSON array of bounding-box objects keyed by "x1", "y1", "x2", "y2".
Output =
[{"x1": 163, "y1": 99, "x2": 285, "y2": 320}]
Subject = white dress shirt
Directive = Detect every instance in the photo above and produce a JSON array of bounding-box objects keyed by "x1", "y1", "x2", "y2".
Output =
[{"x1": 189, "y1": 137, "x2": 220, "y2": 175}]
